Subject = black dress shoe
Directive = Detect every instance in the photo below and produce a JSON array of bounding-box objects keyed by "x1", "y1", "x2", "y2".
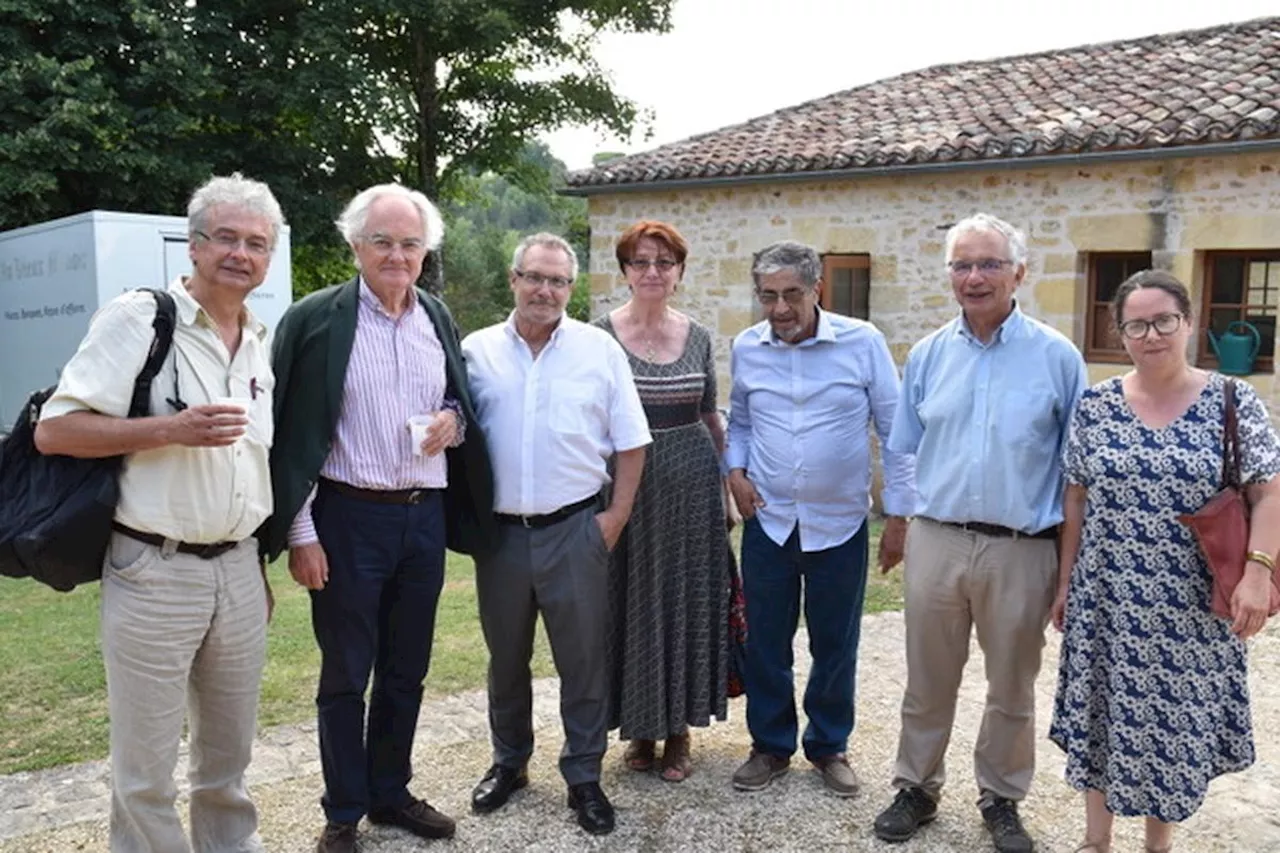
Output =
[
  {"x1": 566, "y1": 781, "x2": 615, "y2": 835},
  {"x1": 315, "y1": 821, "x2": 357, "y2": 853},
  {"x1": 367, "y1": 796, "x2": 456, "y2": 839},
  {"x1": 471, "y1": 763, "x2": 529, "y2": 814}
]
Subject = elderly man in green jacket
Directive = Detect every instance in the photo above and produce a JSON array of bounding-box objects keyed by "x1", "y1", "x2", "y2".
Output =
[{"x1": 261, "y1": 184, "x2": 495, "y2": 853}]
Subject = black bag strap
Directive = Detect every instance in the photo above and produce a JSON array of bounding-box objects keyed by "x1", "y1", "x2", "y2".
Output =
[
  {"x1": 1223, "y1": 378, "x2": 1242, "y2": 489},
  {"x1": 127, "y1": 289, "x2": 179, "y2": 418}
]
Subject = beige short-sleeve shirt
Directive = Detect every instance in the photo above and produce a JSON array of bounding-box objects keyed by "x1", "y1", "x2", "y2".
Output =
[{"x1": 41, "y1": 279, "x2": 274, "y2": 543}]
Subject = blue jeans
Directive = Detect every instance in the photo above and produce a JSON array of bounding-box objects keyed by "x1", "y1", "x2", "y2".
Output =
[
  {"x1": 310, "y1": 485, "x2": 446, "y2": 825},
  {"x1": 740, "y1": 517, "x2": 869, "y2": 761}
]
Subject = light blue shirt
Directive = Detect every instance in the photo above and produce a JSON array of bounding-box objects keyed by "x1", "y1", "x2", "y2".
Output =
[
  {"x1": 726, "y1": 310, "x2": 917, "y2": 552},
  {"x1": 887, "y1": 305, "x2": 1087, "y2": 534}
]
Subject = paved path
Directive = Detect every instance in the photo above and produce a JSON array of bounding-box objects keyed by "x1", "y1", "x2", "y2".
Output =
[{"x1": 1, "y1": 613, "x2": 1277, "y2": 852}]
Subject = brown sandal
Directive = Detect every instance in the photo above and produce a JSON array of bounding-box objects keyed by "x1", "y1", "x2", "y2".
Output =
[
  {"x1": 623, "y1": 739, "x2": 655, "y2": 771},
  {"x1": 1074, "y1": 843, "x2": 1110, "y2": 853},
  {"x1": 660, "y1": 733, "x2": 691, "y2": 782}
]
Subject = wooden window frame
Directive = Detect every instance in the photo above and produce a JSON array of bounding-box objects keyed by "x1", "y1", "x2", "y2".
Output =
[
  {"x1": 820, "y1": 254, "x2": 871, "y2": 320},
  {"x1": 1083, "y1": 251, "x2": 1153, "y2": 364},
  {"x1": 1197, "y1": 249, "x2": 1280, "y2": 374}
]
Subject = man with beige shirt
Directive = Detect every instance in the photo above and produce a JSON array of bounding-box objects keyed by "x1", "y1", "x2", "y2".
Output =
[{"x1": 35, "y1": 174, "x2": 284, "y2": 853}]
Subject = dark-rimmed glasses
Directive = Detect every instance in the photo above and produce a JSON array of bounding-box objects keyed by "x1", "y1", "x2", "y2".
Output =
[{"x1": 1119, "y1": 313, "x2": 1183, "y2": 340}]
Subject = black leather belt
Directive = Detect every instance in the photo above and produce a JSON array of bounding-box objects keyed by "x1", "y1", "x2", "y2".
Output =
[
  {"x1": 320, "y1": 477, "x2": 439, "y2": 505},
  {"x1": 112, "y1": 522, "x2": 241, "y2": 560},
  {"x1": 494, "y1": 496, "x2": 598, "y2": 529},
  {"x1": 929, "y1": 518, "x2": 1058, "y2": 540}
]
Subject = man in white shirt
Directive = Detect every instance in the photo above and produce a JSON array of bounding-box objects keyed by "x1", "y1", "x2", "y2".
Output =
[
  {"x1": 462, "y1": 232, "x2": 650, "y2": 836},
  {"x1": 35, "y1": 173, "x2": 283, "y2": 853},
  {"x1": 726, "y1": 241, "x2": 916, "y2": 797}
]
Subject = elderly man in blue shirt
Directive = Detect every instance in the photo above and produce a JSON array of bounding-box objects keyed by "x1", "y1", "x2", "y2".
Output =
[
  {"x1": 873, "y1": 213, "x2": 1087, "y2": 853},
  {"x1": 726, "y1": 241, "x2": 916, "y2": 798}
]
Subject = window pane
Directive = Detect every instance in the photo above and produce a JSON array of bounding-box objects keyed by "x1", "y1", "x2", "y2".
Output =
[
  {"x1": 1091, "y1": 304, "x2": 1121, "y2": 351},
  {"x1": 1212, "y1": 257, "x2": 1246, "y2": 303},
  {"x1": 850, "y1": 268, "x2": 870, "y2": 320},
  {"x1": 1094, "y1": 257, "x2": 1125, "y2": 303},
  {"x1": 1243, "y1": 312, "x2": 1277, "y2": 360},
  {"x1": 829, "y1": 268, "x2": 854, "y2": 316},
  {"x1": 1209, "y1": 307, "x2": 1242, "y2": 337}
]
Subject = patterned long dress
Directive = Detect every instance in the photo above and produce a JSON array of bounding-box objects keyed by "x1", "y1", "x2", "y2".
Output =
[
  {"x1": 594, "y1": 315, "x2": 731, "y2": 740},
  {"x1": 1049, "y1": 372, "x2": 1280, "y2": 822}
]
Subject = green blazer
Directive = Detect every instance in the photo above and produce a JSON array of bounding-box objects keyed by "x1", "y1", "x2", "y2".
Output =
[{"x1": 259, "y1": 278, "x2": 495, "y2": 560}]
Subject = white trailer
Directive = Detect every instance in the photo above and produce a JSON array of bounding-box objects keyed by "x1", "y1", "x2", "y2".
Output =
[{"x1": 0, "y1": 210, "x2": 292, "y2": 430}]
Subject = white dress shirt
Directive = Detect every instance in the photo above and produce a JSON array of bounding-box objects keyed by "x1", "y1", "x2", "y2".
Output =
[
  {"x1": 726, "y1": 309, "x2": 916, "y2": 552},
  {"x1": 462, "y1": 313, "x2": 651, "y2": 515}
]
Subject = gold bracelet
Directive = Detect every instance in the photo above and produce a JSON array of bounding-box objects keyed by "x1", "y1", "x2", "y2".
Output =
[{"x1": 1245, "y1": 550, "x2": 1277, "y2": 573}]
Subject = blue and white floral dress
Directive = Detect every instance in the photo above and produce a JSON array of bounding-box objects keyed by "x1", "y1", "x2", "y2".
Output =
[{"x1": 1049, "y1": 372, "x2": 1280, "y2": 822}]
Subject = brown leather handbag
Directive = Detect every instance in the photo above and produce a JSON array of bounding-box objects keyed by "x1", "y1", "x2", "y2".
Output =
[{"x1": 1177, "y1": 379, "x2": 1280, "y2": 619}]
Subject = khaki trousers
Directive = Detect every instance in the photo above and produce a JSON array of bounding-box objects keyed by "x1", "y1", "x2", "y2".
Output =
[
  {"x1": 891, "y1": 518, "x2": 1057, "y2": 803},
  {"x1": 100, "y1": 532, "x2": 268, "y2": 853}
]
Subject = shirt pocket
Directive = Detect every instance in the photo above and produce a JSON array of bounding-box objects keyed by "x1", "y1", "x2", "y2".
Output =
[
  {"x1": 244, "y1": 374, "x2": 275, "y2": 447},
  {"x1": 549, "y1": 380, "x2": 600, "y2": 435},
  {"x1": 1000, "y1": 388, "x2": 1058, "y2": 449}
]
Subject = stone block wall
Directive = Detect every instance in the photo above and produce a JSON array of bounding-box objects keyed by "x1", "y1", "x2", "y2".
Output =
[{"x1": 585, "y1": 151, "x2": 1280, "y2": 417}]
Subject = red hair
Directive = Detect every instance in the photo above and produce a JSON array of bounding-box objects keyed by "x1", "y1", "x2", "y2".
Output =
[{"x1": 615, "y1": 220, "x2": 689, "y2": 274}]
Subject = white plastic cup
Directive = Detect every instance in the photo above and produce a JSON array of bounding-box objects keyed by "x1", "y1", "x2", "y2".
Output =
[
  {"x1": 408, "y1": 413, "x2": 437, "y2": 456},
  {"x1": 212, "y1": 396, "x2": 250, "y2": 441}
]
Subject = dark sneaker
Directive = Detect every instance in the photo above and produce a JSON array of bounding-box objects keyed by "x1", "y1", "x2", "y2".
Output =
[
  {"x1": 873, "y1": 786, "x2": 938, "y2": 842},
  {"x1": 981, "y1": 797, "x2": 1034, "y2": 853}
]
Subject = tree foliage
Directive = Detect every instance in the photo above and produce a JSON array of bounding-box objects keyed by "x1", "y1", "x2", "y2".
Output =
[{"x1": 1, "y1": 0, "x2": 667, "y2": 318}]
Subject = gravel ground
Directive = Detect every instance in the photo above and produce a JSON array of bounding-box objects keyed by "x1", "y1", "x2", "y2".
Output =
[{"x1": 1, "y1": 612, "x2": 1277, "y2": 853}]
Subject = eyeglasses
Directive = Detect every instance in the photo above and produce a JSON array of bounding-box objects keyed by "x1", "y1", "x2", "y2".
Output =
[
  {"x1": 362, "y1": 235, "x2": 425, "y2": 255},
  {"x1": 947, "y1": 258, "x2": 1013, "y2": 277},
  {"x1": 755, "y1": 287, "x2": 811, "y2": 306},
  {"x1": 1119, "y1": 313, "x2": 1184, "y2": 340},
  {"x1": 515, "y1": 270, "x2": 573, "y2": 290},
  {"x1": 195, "y1": 230, "x2": 271, "y2": 257},
  {"x1": 624, "y1": 259, "x2": 679, "y2": 272}
]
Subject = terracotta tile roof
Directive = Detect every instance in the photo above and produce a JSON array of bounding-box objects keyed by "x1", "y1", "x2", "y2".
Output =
[{"x1": 567, "y1": 17, "x2": 1280, "y2": 190}]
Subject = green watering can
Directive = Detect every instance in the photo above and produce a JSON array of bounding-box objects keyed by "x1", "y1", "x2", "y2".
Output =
[{"x1": 1207, "y1": 321, "x2": 1261, "y2": 375}]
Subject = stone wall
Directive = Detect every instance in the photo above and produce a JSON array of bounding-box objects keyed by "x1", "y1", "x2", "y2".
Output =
[{"x1": 584, "y1": 151, "x2": 1280, "y2": 415}]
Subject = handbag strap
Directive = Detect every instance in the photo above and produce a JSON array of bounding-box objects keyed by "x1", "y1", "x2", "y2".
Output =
[{"x1": 1223, "y1": 378, "x2": 1242, "y2": 489}]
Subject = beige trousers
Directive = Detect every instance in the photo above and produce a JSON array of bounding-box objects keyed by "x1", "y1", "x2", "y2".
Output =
[
  {"x1": 100, "y1": 532, "x2": 268, "y2": 853},
  {"x1": 891, "y1": 518, "x2": 1058, "y2": 803}
]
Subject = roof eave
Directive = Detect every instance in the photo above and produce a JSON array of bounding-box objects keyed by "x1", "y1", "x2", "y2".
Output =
[{"x1": 559, "y1": 138, "x2": 1280, "y2": 197}]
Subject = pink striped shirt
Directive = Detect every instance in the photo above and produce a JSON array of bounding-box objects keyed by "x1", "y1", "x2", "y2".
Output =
[{"x1": 288, "y1": 280, "x2": 456, "y2": 546}]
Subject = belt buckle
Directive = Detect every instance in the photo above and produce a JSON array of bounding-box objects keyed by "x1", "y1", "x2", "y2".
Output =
[
  {"x1": 407, "y1": 489, "x2": 425, "y2": 505},
  {"x1": 520, "y1": 514, "x2": 532, "y2": 529}
]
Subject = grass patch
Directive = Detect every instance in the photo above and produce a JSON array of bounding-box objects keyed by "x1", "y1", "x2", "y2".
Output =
[{"x1": 0, "y1": 520, "x2": 900, "y2": 774}]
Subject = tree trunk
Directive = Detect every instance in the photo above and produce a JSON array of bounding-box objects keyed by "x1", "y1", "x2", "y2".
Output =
[{"x1": 412, "y1": 26, "x2": 444, "y2": 293}]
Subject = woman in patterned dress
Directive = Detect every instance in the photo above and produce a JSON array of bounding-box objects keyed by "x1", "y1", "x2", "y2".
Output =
[
  {"x1": 1049, "y1": 270, "x2": 1280, "y2": 853},
  {"x1": 593, "y1": 220, "x2": 732, "y2": 782}
]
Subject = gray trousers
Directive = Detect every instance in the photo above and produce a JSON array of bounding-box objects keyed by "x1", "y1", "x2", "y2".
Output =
[
  {"x1": 475, "y1": 507, "x2": 610, "y2": 786},
  {"x1": 100, "y1": 532, "x2": 268, "y2": 853}
]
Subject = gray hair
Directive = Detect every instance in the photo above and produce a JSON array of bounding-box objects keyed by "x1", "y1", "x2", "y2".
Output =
[
  {"x1": 511, "y1": 232, "x2": 579, "y2": 280},
  {"x1": 944, "y1": 213, "x2": 1028, "y2": 267},
  {"x1": 750, "y1": 241, "x2": 822, "y2": 288},
  {"x1": 187, "y1": 172, "x2": 285, "y2": 248},
  {"x1": 335, "y1": 183, "x2": 445, "y2": 250}
]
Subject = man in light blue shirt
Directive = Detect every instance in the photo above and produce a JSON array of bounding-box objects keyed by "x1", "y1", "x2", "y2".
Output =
[
  {"x1": 725, "y1": 241, "x2": 916, "y2": 798},
  {"x1": 873, "y1": 214, "x2": 1086, "y2": 853}
]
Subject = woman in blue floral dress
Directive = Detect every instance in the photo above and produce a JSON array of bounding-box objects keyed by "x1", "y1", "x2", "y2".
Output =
[{"x1": 1049, "y1": 270, "x2": 1280, "y2": 853}]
